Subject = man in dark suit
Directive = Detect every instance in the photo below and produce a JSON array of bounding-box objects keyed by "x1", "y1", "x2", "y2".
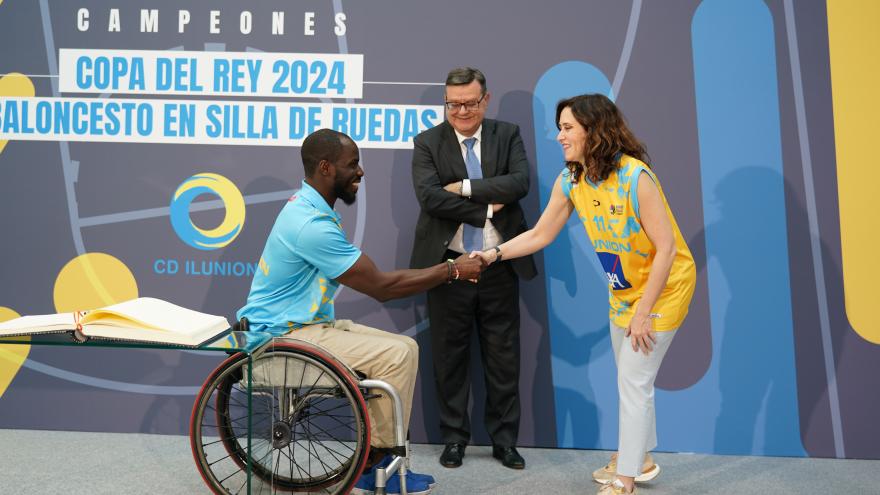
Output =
[{"x1": 410, "y1": 67, "x2": 537, "y2": 470}]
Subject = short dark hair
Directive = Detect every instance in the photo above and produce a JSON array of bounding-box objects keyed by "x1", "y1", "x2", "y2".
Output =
[
  {"x1": 301, "y1": 129, "x2": 351, "y2": 176},
  {"x1": 445, "y1": 67, "x2": 487, "y2": 94}
]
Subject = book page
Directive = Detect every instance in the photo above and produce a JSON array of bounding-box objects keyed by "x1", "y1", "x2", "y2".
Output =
[
  {"x1": 80, "y1": 297, "x2": 230, "y2": 344},
  {"x1": 80, "y1": 323, "x2": 211, "y2": 346},
  {"x1": 0, "y1": 313, "x2": 76, "y2": 336}
]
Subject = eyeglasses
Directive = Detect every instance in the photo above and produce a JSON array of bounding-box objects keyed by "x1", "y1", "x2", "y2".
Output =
[{"x1": 444, "y1": 94, "x2": 486, "y2": 112}]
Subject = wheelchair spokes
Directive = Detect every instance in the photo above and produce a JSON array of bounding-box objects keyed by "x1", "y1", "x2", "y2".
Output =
[{"x1": 191, "y1": 344, "x2": 369, "y2": 494}]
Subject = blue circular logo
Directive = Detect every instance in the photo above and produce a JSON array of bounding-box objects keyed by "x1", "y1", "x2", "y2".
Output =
[{"x1": 169, "y1": 173, "x2": 245, "y2": 250}]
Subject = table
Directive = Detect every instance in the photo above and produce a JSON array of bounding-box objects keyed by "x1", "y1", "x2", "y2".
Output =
[{"x1": 0, "y1": 330, "x2": 272, "y2": 494}]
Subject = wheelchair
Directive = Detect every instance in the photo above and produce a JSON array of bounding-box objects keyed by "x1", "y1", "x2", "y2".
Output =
[{"x1": 189, "y1": 320, "x2": 417, "y2": 495}]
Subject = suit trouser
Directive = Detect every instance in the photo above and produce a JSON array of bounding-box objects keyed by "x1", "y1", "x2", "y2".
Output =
[
  {"x1": 428, "y1": 256, "x2": 521, "y2": 447},
  {"x1": 610, "y1": 321, "x2": 677, "y2": 477},
  {"x1": 281, "y1": 319, "x2": 419, "y2": 449}
]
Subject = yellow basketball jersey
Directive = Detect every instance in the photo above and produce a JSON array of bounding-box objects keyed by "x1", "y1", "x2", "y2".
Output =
[{"x1": 561, "y1": 156, "x2": 696, "y2": 331}]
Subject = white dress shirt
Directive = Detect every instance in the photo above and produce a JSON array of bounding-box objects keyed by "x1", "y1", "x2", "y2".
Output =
[{"x1": 448, "y1": 125, "x2": 502, "y2": 253}]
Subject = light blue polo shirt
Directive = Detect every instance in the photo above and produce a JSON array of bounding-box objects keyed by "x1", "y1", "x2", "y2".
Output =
[{"x1": 237, "y1": 181, "x2": 362, "y2": 336}]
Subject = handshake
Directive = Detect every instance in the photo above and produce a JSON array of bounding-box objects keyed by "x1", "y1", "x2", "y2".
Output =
[{"x1": 448, "y1": 247, "x2": 503, "y2": 283}]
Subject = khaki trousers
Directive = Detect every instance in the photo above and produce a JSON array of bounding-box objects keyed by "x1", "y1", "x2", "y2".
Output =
[{"x1": 281, "y1": 319, "x2": 418, "y2": 448}]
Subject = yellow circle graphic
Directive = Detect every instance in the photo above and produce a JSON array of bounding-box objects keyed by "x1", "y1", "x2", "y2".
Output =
[
  {"x1": 0, "y1": 73, "x2": 36, "y2": 155},
  {"x1": 0, "y1": 306, "x2": 28, "y2": 399},
  {"x1": 54, "y1": 252, "x2": 139, "y2": 313}
]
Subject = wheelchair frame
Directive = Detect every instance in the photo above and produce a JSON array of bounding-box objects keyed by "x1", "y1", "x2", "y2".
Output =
[{"x1": 189, "y1": 337, "x2": 415, "y2": 495}]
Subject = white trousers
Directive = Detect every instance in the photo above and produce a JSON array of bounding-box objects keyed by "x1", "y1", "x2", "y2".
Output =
[{"x1": 610, "y1": 321, "x2": 677, "y2": 477}]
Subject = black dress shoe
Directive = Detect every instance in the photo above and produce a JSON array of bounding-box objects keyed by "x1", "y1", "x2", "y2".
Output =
[
  {"x1": 440, "y1": 443, "x2": 465, "y2": 468},
  {"x1": 492, "y1": 446, "x2": 525, "y2": 469}
]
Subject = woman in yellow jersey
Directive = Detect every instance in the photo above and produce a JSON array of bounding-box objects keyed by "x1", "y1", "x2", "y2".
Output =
[{"x1": 472, "y1": 94, "x2": 695, "y2": 495}]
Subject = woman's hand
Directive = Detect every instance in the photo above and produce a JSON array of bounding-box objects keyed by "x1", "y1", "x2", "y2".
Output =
[
  {"x1": 626, "y1": 312, "x2": 657, "y2": 355},
  {"x1": 469, "y1": 249, "x2": 497, "y2": 266}
]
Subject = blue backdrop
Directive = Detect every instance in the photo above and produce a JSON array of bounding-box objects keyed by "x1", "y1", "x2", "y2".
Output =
[{"x1": 0, "y1": 0, "x2": 876, "y2": 460}]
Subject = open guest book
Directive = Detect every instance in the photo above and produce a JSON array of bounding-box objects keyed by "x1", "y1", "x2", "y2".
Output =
[{"x1": 0, "y1": 297, "x2": 231, "y2": 347}]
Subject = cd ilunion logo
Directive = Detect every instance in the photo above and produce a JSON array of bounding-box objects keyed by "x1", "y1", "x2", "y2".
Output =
[{"x1": 170, "y1": 173, "x2": 245, "y2": 250}]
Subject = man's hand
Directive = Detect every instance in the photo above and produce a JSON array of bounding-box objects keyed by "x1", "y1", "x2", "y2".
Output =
[
  {"x1": 453, "y1": 252, "x2": 485, "y2": 281},
  {"x1": 491, "y1": 203, "x2": 504, "y2": 213},
  {"x1": 444, "y1": 181, "x2": 463, "y2": 195}
]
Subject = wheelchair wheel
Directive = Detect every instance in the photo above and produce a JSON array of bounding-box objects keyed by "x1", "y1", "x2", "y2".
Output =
[{"x1": 190, "y1": 341, "x2": 371, "y2": 494}]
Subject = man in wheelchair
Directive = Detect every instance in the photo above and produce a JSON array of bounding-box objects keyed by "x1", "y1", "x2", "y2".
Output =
[{"x1": 237, "y1": 129, "x2": 485, "y2": 494}]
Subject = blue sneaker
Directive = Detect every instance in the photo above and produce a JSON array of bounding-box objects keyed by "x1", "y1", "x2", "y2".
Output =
[
  {"x1": 351, "y1": 469, "x2": 376, "y2": 495},
  {"x1": 374, "y1": 454, "x2": 436, "y2": 489},
  {"x1": 383, "y1": 469, "x2": 432, "y2": 495}
]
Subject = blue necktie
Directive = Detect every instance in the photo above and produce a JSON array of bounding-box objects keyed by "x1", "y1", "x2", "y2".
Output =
[{"x1": 462, "y1": 137, "x2": 483, "y2": 252}]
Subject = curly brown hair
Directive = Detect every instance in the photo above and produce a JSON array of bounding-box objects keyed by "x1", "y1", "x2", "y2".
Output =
[{"x1": 556, "y1": 94, "x2": 649, "y2": 184}]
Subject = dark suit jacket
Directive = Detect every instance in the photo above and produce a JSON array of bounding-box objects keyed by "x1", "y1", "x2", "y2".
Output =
[{"x1": 410, "y1": 119, "x2": 537, "y2": 280}]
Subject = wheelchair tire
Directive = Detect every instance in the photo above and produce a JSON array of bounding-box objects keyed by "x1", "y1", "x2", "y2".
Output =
[{"x1": 190, "y1": 341, "x2": 371, "y2": 494}]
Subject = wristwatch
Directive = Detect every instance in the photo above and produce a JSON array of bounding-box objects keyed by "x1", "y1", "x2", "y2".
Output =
[{"x1": 493, "y1": 245, "x2": 503, "y2": 261}]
